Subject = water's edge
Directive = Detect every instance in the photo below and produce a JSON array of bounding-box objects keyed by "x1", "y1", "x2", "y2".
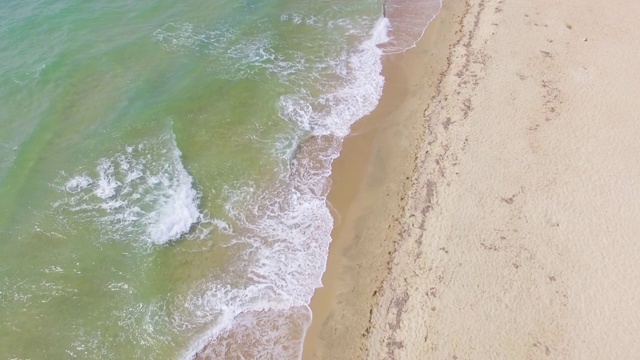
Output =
[{"x1": 298, "y1": 0, "x2": 446, "y2": 358}]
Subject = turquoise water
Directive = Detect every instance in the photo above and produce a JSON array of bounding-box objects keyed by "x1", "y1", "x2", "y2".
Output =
[{"x1": 0, "y1": 0, "x2": 440, "y2": 358}]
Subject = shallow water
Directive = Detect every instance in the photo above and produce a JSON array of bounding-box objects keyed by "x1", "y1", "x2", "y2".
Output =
[{"x1": 0, "y1": 0, "x2": 441, "y2": 358}]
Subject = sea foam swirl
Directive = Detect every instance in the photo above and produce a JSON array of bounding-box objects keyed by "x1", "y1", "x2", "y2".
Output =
[{"x1": 54, "y1": 133, "x2": 202, "y2": 245}]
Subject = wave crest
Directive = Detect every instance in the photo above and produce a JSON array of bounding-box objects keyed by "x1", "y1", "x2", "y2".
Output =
[{"x1": 55, "y1": 133, "x2": 202, "y2": 245}]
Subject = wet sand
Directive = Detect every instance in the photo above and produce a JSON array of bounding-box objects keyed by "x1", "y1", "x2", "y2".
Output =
[{"x1": 303, "y1": 0, "x2": 640, "y2": 358}]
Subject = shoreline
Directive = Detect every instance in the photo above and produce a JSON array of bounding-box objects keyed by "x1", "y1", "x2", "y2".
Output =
[
  {"x1": 303, "y1": 0, "x2": 640, "y2": 358},
  {"x1": 302, "y1": 0, "x2": 467, "y2": 358}
]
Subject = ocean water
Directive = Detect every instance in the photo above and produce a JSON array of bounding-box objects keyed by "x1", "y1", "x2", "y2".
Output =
[{"x1": 0, "y1": 0, "x2": 441, "y2": 358}]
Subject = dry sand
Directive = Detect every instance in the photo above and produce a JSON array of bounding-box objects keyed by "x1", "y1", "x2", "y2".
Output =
[{"x1": 303, "y1": 0, "x2": 640, "y2": 359}]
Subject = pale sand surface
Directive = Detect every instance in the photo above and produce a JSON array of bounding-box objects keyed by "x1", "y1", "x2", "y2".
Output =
[{"x1": 304, "y1": 0, "x2": 640, "y2": 359}]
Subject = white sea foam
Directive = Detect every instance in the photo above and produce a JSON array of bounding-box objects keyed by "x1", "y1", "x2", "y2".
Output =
[
  {"x1": 95, "y1": 159, "x2": 120, "y2": 199},
  {"x1": 146, "y1": 177, "x2": 201, "y2": 245},
  {"x1": 64, "y1": 174, "x2": 93, "y2": 193},
  {"x1": 55, "y1": 133, "x2": 202, "y2": 245}
]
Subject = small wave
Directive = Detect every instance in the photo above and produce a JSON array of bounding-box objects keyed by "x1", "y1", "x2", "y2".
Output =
[
  {"x1": 277, "y1": 17, "x2": 389, "y2": 138},
  {"x1": 191, "y1": 307, "x2": 310, "y2": 360},
  {"x1": 54, "y1": 133, "x2": 202, "y2": 245},
  {"x1": 175, "y1": 281, "x2": 303, "y2": 360},
  {"x1": 382, "y1": 0, "x2": 443, "y2": 54}
]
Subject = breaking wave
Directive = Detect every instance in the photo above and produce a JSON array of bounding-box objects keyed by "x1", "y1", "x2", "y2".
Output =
[{"x1": 55, "y1": 132, "x2": 202, "y2": 245}]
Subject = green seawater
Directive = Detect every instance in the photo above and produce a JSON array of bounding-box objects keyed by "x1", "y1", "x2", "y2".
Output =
[{"x1": 0, "y1": 0, "x2": 392, "y2": 358}]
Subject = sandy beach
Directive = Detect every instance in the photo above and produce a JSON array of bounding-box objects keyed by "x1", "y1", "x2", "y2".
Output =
[{"x1": 303, "y1": 0, "x2": 640, "y2": 358}]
